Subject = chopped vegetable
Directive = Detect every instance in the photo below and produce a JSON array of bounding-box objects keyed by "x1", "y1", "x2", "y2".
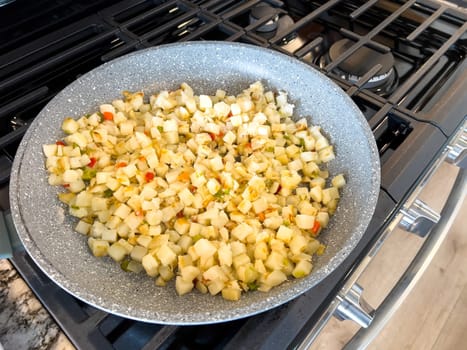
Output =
[
  {"x1": 103, "y1": 111, "x2": 114, "y2": 121},
  {"x1": 43, "y1": 82, "x2": 344, "y2": 301},
  {"x1": 145, "y1": 171, "x2": 155, "y2": 182},
  {"x1": 88, "y1": 157, "x2": 97, "y2": 168}
]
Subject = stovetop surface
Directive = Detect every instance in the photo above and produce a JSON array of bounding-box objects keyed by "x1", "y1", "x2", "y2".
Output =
[{"x1": 1, "y1": 1, "x2": 466, "y2": 349}]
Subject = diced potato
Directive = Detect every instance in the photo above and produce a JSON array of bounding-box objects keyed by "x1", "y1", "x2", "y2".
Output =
[
  {"x1": 262, "y1": 270, "x2": 287, "y2": 288},
  {"x1": 193, "y1": 239, "x2": 217, "y2": 258},
  {"x1": 43, "y1": 144, "x2": 58, "y2": 157},
  {"x1": 276, "y1": 225, "x2": 293, "y2": 243},
  {"x1": 207, "y1": 279, "x2": 224, "y2": 295},
  {"x1": 254, "y1": 241, "x2": 269, "y2": 261},
  {"x1": 156, "y1": 244, "x2": 177, "y2": 266},
  {"x1": 295, "y1": 214, "x2": 315, "y2": 230},
  {"x1": 175, "y1": 276, "x2": 194, "y2": 296},
  {"x1": 322, "y1": 187, "x2": 340, "y2": 205},
  {"x1": 316, "y1": 212, "x2": 330, "y2": 228},
  {"x1": 180, "y1": 265, "x2": 200, "y2": 281},
  {"x1": 142, "y1": 254, "x2": 160, "y2": 277},
  {"x1": 231, "y1": 223, "x2": 254, "y2": 242},
  {"x1": 218, "y1": 243, "x2": 232, "y2": 266},
  {"x1": 174, "y1": 217, "x2": 190, "y2": 235},
  {"x1": 88, "y1": 238, "x2": 109, "y2": 257},
  {"x1": 102, "y1": 228, "x2": 117, "y2": 242},
  {"x1": 75, "y1": 220, "x2": 91, "y2": 235},
  {"x1": 62, "y1": 117, "x2": 79, "y2": 134},
  {"x1": 265, "y1": 251, "x2": 285, "y2": 271},
  {"x1": 292, "y1": 260, "x2": 313, "y2": 278},
  {"x1": 332, "y1": 174, "x2": 346, "y2": 188},
  {"x1": 130, "y1": 245, "x2": 147, "y2": 262},
  {"x1": 222, "y1": 287, "x2": 241, "y2": 301},
  {"x1": 108, "y1": 242, "x2": 127, "y2": 262},
  {"x1": 137, "y1": 235, "x2": 152, "y2": 248},
  {"x1": 114, "y1": 203, "x2": 132, "y2": 219},
  {"x1": 289, "y1": 234, "x2": 308, "y2": 255},
  {"x1": 232, "y1": 253, "x2": 250, "y2": 269}
]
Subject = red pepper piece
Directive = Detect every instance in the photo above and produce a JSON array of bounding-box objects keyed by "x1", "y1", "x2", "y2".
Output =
[
  {"x1": 103, "y1": 111, "x2": 114, "y2": 121},
  {"x1": 56, "y1": 140, "x2": 66, "y2": 146},
  {"x1": 310, "y1": 221, "x2": 321, "y2": 236},
  {"x1": 88, "y1": 157, "x2": 97, "y2": 168},
  {"x1": 145, "y1": 171, "x2": 155, "y2": 182}
]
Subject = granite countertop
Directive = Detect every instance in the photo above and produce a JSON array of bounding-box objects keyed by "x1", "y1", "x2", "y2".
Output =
[{"x1": 0, "y1": 259, "x2": 74, "y2": 350}]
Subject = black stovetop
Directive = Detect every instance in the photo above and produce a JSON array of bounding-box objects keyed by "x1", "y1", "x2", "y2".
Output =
[{"x1": 1, "y1": 1, "x2": 466, "y2": 349}]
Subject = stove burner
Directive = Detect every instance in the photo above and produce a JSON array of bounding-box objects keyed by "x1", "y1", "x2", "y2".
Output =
[
  {"x1": 249, "y1": 4, "x2": 296, "y2": 44},
  {"x1": 320, "y1": 39, "x2": 399, "y2": 96},
  {"x1": 249, "y1": 4, "x2": 279, "y2": 33}
]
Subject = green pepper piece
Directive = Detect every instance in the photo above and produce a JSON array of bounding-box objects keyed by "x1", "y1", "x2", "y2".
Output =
[{"x1": 82, "y1": 167, "x2": 97, "y2": 181}]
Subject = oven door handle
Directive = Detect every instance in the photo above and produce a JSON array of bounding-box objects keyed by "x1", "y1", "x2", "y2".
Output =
[
  {"x1": 344, "y1": 167, "x2": 465, "y2": 349},
  {"x1": 295, "y1": 168, "x2": 465, "y2": 350},
  {"x1": 295, "y1": 119, "x2": 466, "y2": 350},
  {"x1": 0, "y1": 210, "x2": 22, "y2": 258}
]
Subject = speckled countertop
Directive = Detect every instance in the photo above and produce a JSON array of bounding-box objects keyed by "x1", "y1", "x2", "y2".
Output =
[{"x1": 0, "y1": 259, "x2": 74, "y2": 350}]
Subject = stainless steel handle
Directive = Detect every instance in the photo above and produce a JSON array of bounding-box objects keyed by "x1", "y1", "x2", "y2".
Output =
[
  {"x1": 398, "y1": 199, "x2": 440, "y2": 237},
  {"x1": 335, "y1": 284, "x2": 374, "y2": 328},
  {"x1": 445, "y1": 123, "x2": 466, "y2": 169},
  {"x1": 344, "y1": 168, "x2": 466, "y2": 349},
  {"x1": 295, "y1": 120, "x2": 466, "y2": 350}
]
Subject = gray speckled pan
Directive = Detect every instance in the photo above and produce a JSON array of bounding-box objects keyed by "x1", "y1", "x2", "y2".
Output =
[{"x1": 9, "y1": 42, "x2": 380, "y2": 324}]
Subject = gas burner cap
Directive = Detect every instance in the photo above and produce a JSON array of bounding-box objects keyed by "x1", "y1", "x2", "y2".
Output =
[
  {"x1": 249, "y1": 4, "x2": 279, "y2": 33},
  {"x1": 326, "y1": 38, "x2": 398, "y2": 94}
]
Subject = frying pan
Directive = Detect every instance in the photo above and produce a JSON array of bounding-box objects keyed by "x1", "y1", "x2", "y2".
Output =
[{"x1": 9, "y1": 42, "x2": 380, "y2": 324}]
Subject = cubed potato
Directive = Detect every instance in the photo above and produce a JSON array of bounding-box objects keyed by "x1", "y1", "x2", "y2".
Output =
[
  {"x1": 222, "y1": 287, "x2": 241, "y2": 301},
  {"x1": 108, "y1": 242, "x2": 127, "y2": 262},
  {"x1": 292, "y1": 260, "x2": 313, "y2": 278},
  {"x1": 276, "y1": 225, "x2": 293, "y2": 243},
  {"x1": 142, "y1": 254, "x2": 160, "y2": 277},
  {"x1": 193, "y1": 238, "x2": 217, "y2": 258},
  {"x1": 156, "y1": 244, "x2": 177, "y2": 266},
  {"x1": 130, "y1": 245, "x2": 147, "y2": 263},
  {"x1": 295, "y1": 214, "x2": 315, "y2": 230},
  {"x1": 88, "y1": 238, "x2": 109, "y2": 257},
  {"x1": 175, "y1": 276, "x2": 194, "y2": 296}
]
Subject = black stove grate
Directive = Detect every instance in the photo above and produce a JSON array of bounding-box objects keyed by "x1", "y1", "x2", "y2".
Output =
[{"x1": 1, "y1": 1, "x2": 466, "y2": 349}]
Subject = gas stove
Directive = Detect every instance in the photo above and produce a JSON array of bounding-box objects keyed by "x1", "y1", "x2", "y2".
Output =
[{"x1": 0, "y1": 1, "x2": 465, "y2": 349}]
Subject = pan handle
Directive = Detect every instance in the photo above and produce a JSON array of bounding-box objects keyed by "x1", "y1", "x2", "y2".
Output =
[{"x1": 0, "y1": 210, "x2": 22, "y2": 258}]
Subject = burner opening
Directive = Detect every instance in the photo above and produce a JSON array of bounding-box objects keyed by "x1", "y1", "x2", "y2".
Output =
[{"x1": 320, "y1": 38, "x2": 399, "y2": 96}]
